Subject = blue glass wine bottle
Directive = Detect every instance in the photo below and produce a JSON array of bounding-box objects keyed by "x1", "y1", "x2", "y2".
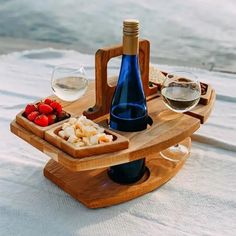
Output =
[{"x1": 108, "y1": 19, "x2": 148, "y2": 184}]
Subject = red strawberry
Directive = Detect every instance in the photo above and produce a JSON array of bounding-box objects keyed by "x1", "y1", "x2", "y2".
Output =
[
  {"x1": 44, "y1": 98, "x2": 53, "y2": 105},
  {"x1": 38, "y1": 103, "x2": 53, "y2": 114},
  {"x1": 50, "y1": 101, "x2": 62, "y2": 113},
  {"x1": 47, "y1": 114, "x2": 57, "y2": 125},
  {"x1": 36, "y1": 102, "x2": 43, "y2": 108},
  {"x1": 25, "y1": 104, "x2": 37, "y2": 116},
  {"x1": 27, "y1": 111, "x2": 40, "y2": 121},
  {"x1": 49, "y1": 101, "x2": 58, "y2": 110},
  {"x1": 34, "y1": 115, "x2": 48, "y2": 127}
]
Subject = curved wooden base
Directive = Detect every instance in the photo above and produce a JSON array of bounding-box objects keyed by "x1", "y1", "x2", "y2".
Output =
[{"x1": 44, "y1": 138, "x2": 191, "y2": 208}]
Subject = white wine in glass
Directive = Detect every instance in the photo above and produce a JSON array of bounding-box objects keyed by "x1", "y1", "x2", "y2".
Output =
[
  {"x1": 51, "y1": 65, "x2": 88, "y2": 102},
  {"x1": 160, "y1": 71, "x2": 201, "y2": 162}
]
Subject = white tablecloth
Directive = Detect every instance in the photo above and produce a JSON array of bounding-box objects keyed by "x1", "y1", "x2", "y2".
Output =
[{"x1": 0, "y1": 49, "x2": 235, "y2": 236}]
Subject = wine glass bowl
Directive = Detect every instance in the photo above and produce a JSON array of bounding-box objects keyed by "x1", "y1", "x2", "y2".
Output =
[
  {"x1": 160, "y1": 71, "x2": 201, "y2": 162},
  {"x1": 51, "y1": 64, "x2": 88, "y2": 102},
  {"x1": 161, "y1": 72, "x2": 201, "y2": 113}
]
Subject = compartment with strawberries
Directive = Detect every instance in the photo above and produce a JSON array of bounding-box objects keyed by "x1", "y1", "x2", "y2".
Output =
[{"x1": 16, "y1": 98, "x2": 70, "y2": 138}]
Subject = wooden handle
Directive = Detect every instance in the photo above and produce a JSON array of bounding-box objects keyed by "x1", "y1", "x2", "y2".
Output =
[{"x1": 83, "y1": 39, "x2": 157, "y2": 119}]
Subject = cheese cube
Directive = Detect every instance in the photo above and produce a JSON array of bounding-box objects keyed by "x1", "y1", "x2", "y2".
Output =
[
  {"x1": 67, "y1": 135, "x2": 78, "y2": 143},
  {"x1": 64, "y1": 126, "x2": 75, "y2": 138}
]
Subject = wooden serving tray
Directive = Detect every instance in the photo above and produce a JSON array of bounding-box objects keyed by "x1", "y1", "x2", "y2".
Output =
[
  {"x1": 10, "y1": 39, "x2": 215, "y2": 208},
  {"x1": 11, "y1": 92, "x2": 215, "y2": 172},
  {"x1": 10, "y1": 84, "x2": 215, "y2": 208},
  {"x1": 45, "y1": 123, "x2": 129, "y2": 158},
  {"x1": 16, "y1": 110, "x2": 71, "y2": 138}
]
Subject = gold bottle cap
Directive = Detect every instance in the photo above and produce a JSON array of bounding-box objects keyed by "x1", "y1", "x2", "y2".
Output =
[{"x1": 123, "y1": 19, "x2": 139, "y2": 37}]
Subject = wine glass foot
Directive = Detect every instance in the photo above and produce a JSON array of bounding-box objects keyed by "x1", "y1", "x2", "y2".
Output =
[{"x1": 160, "y1": 143, "x2": 190, "y2": 163}]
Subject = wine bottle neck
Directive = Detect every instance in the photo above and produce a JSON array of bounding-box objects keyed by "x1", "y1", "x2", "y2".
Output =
[{"x1": 123, "y1": 35, "x2": 139, "y2": 55}]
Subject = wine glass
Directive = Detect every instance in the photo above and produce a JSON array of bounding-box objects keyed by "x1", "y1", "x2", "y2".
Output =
[
  {"x1": 160, "y1": 71, "x2": 201, "y2": 162},
  {"x1": 51, "y1": 64, "x2": 88, "y2": 102}
]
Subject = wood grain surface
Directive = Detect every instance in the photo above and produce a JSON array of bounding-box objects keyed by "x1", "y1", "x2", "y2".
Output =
[
  {"x1": 43, "y1": 138, "x2": 191, "y2": 208},
  {"x1": 10, "y1": 94, "x2": 201, "y2": 172},
  {"x1": 186, "y1": 89, "x2": 216, "y2": 124},
  {"x1": 45, "y1": 124, "x2": 129, "y2": 158},
  {"x1": 199, "y1": 83, "x2": 212, "y2": 105},
  {"x1": 16, "y1": 110, "x2": 71, "y2": 138}
]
